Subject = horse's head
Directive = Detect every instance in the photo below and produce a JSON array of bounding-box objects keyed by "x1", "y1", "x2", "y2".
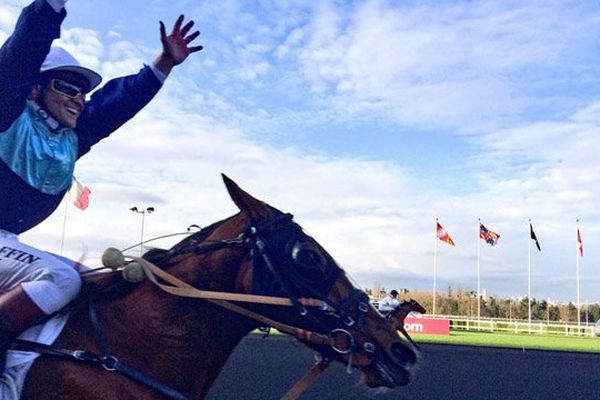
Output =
[
  {"x1": 399, "y1": 299, "x2": 427, "y2": 316},
  {"x1": 219, "y1": 174, "x2": 418, "y2": 388},
  {"x1": 141, "y1": 175, "x2": 418, "y2": 390}
]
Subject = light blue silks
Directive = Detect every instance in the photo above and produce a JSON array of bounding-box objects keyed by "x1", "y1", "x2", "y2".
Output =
[{"x1": 0, "y1": 101, "x2": 77, "y2": 194}]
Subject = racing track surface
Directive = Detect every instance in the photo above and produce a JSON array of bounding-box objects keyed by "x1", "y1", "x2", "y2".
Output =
[{"x1": 206, "y1": 335, "x2": 600, "y2": 400}]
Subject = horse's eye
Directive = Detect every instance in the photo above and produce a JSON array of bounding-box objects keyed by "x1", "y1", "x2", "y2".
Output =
[{"x1": 291, "y1": 241, "x2": 327, "y2": 278}]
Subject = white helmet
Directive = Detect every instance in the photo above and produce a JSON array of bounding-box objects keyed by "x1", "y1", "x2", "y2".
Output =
[{"x1": 40, "y1": 47, "x2": 102, "y2": 92}]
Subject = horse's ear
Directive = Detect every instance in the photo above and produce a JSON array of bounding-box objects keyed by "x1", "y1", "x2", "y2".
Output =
[{"x1": 222, "y1": 174, "x2": 273, "y2": 220}]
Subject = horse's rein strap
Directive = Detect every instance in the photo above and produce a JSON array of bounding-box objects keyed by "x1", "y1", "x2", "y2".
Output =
[
  {"x1": 132, "y1": 257, "x2": 334, "y2": 343},
  {"x1": 281, "y1": 358, "x2": 331, "y2": 400},
  {"x1": 132, "y1": 256, "x2": 330, "y2": 310}
]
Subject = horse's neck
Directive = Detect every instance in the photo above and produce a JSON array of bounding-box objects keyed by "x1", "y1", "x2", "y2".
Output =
[
  {"x1": 43, "y1": 242, "x2": 254, "y2": 398},
  {"x1": 50, "y1": 281, "x2": 256, "y2": 398}
]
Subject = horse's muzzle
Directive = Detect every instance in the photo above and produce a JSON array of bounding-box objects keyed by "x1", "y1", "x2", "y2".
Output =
[{"x1": 363, "y1": 340, "x2": 418, "y2": 388}]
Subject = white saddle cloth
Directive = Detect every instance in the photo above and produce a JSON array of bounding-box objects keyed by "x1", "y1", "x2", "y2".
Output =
[{"x1": 0, "y1": 314, "x2": 69, "y2": 399}]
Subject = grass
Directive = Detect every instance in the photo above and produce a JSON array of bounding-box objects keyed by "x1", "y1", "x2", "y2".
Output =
[
  {"x1": 254, "y1": 329, "x2": 600, "y2": 353},
  {"x1": 413, "y1": 330, "x2": 600, "y2": 353}
]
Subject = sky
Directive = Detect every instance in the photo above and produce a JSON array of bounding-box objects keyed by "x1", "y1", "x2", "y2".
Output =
[{"x1": 2, "y1": 0, "x2": 600, "y2": 304}]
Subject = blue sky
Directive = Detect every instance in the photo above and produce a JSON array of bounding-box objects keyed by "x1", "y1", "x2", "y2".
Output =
[{"x1": 2, "y1": 0, "x2": 600, "y2": 304}]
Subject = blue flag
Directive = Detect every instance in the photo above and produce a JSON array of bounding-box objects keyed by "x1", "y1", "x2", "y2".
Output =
[{"x1": 530, "y1": 223, "x2": 541, "y2": 251}]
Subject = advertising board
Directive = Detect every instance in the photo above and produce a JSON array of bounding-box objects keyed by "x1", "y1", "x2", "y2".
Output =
[{"x1": 404, "y1": 317, "x2": 450, "y2": 335}]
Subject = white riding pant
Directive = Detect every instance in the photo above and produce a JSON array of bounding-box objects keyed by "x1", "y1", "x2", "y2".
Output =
[{"x1": 0, "y1": 230, "x2": 81, "y2": 315}]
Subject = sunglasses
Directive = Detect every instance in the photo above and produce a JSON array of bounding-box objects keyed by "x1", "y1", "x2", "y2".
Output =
[{"x1": 48, "y1": 79, "x2": 87, "y2": 100}]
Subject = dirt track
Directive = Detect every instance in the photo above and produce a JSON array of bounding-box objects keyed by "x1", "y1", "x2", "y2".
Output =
[{"x1": 206, "y1": 335, "x2": 600, "y2": 400}]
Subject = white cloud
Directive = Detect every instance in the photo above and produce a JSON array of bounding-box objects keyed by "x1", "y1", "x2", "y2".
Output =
[
  {"x1": 572, "y1": 101, "x2": 600, "y2": 123},
  {"x1": 290, "y1": 0, "x2": 598, "y2": 129},
  {"x1": 0, "y1": 1, "x2": 25, "y2": 43}
]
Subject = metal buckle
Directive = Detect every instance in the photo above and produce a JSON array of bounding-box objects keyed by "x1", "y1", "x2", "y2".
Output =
[
  {"x1": 343, "y1": 315, "x2": 355, "y2": 327},
  {"x1": 314, "y1": 352, "x2": 324, "y2": 364},
  {"x1": 358, "y1": 301, "x2": 369, "y2": 313},
  {"x1": 363, "y1": 342, "x2": 376, "y2": 353},
  {"x1": 297, "y1": 305, "x2": 308, "y2": 316},
  {"x1": 330, "y1": 328, "x2": 355, "y2": 355},
  {"x1": 73, "y1": 350, "x2": 88, "y2": 361},
  {"x1": 101, "y1": 355, "x2": 119, "y2": 371}
]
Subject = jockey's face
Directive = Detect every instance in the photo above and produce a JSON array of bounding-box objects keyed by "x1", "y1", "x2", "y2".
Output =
[{"x1": 41, "y1": 79, "x2": 86, "y2": 128}]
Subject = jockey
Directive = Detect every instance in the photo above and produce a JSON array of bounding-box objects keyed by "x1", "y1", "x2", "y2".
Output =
[
  {"x1": 378, "y1": 289, "x2": 400, "y2": 314},
  {"x1": 0, "y1": 0, "x2": 202, "y2": 369}
]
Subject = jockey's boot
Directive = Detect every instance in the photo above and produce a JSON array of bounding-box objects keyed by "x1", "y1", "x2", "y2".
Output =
[{"x1": 0, "y1": 285, "x2": 46, "y2": 370}]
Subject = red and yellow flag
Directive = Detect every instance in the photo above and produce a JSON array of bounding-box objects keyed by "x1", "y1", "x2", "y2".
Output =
[{"x1": 436, "y1": 222, "x2": 455, "y2": 246}]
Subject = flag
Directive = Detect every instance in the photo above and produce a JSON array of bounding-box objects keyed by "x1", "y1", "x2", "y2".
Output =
[
  {"x1": 577, "y1": 229, "x2": 583, "y2": 257},
  {"x1": 530, "y1": 223, "x2": 541, "y2": 251},
  {"x1": 71, "y1": 178, "x2": 91, "y2": 210},
  {"x1": 436, "y1": 222, "x2": 455, "y2": 246},
  {"x1": 479, "y1": 223, "x2": 499, "y2": 246}
]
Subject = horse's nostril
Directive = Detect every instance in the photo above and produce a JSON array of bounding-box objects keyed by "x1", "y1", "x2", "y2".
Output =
[{"x1": 390, "y1": 342, "x2": 417, "y2": 368}]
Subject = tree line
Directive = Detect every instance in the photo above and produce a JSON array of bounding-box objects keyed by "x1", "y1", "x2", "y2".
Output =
[{"x1": 367, "y1": 287, "x2": 600, "y2": 324}]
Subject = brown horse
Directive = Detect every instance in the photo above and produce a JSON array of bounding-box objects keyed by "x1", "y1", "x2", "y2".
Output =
[
  {"x1": 19, "y1": 175, "x2": 418, "y2": 399},
  {"x1": 387, "y1": 299, "x2": 427, "y2": 347}
]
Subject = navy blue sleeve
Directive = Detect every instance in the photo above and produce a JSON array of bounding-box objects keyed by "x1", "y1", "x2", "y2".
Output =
[
  {"x1": 0, "y1": 0, "x2": 66, "y2": 132},
  {"x1": 75, "y1": 65, "x2": 163, "y2": 157}
]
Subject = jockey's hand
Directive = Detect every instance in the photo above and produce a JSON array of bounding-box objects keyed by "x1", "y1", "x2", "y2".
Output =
[{"x1": 154, "y1": 15, "x2": 203, "y2": 75}]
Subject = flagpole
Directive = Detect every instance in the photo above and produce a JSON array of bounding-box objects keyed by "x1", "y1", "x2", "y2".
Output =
[
  {"x1": 433, "y1": 218, "x2": 438, "y2": 317},
  {"x1": 576, "y1": 219, "x2": 581, "y2": 328},
  {"x1": 59, "y1": 195, "x2": 69, "y2": 255},
  {"x1": 528, "y1": 219, "x2": 532, "y2": 334},
  {"x1": 477, "y1": 218, "x2": 481, "y2": 327}
]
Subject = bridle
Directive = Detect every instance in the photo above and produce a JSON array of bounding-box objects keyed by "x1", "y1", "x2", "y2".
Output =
[{"x1": 133, "y1": 212, "x2": 383, "y2": 399}]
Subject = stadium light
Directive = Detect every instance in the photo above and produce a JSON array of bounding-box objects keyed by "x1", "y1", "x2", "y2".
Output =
[{"x1": 130, "y1": 206, "x2": 155, "y2": 256}]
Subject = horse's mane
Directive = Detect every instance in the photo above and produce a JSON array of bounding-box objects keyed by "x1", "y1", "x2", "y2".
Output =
[
  {"x1": 67, "y1": 215, "x2": 239, "y2": 312},
  {"x1": 143, "y1": 215, "x2": 235, "y2": 268}
]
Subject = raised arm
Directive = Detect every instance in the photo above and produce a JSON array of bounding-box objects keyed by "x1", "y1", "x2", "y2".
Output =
[
  {"x1": 0, "y1": 0, "x2": 66, "y2": 131},
  {"x1": 76, "y1": 15, "x2": 203, "y2": 153}
]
